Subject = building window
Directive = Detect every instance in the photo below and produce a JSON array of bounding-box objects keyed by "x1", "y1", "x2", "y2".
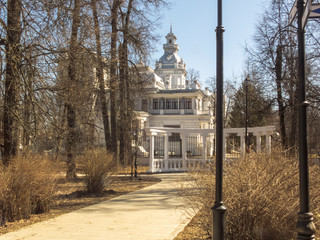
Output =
[
  {"x1": 172, "y1": 99, "x2": 178, "y2": 109},
  {"x1": 186, "y1": 98, "x2": 192, "y2": 109},
  {"x1": 169, "y1": 133, "x2": 180, "y2": 142},
  {"x1": 159, "y1": 98, "x2": 164, "y2": 109},
  {"x1": 164, "y1": 125, "x2": 180, "y2": 128},
  {"x1": 164, "y1": 125, "x2": 180, "y2": 142},
  {"x1": 166, "y1": 99, "x2": 172, "y2": 109},
  {"x1": 179, "y1": 98, "x2": 185, "y2": 109},
  {"x1": 172, "y1": 77, "x2": 176, "y2": 87},
  {"x1": 153, "y1": 99, "x2": 159, "y2": 109}
]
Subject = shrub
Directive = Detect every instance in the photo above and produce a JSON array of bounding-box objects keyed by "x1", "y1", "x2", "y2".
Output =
[
  {"x1": 0, "y1": 154, "x2": 58, "y2": 222},
  {"x1": 181, "y1": 152, "x2": 320, "y2": 240},
  {"x1": 79, "y1": 149, "x2": 117, "y2": 194}
]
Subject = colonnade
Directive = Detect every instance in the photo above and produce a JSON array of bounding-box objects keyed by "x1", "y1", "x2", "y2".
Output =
[{"x1": 145, "y1": 126, "x2": 276, "y2": 173}]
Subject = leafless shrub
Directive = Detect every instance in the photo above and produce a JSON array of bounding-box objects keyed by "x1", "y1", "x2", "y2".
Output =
[
  {"x1": 78, "y1": 149, "x2": 118, "y2": 194},
  {"x1": 0, "y1": 154, "x2": 59, "y2": 222},
  {"x1": 180, "y1": 152, "x2": 320, "y2": 239}
]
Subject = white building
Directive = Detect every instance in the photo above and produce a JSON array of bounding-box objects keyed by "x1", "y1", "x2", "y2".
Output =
[
  {"x1": 132, "y1": 29, "x2": 276, "y2": 173},
  {"x1": 135, "y1": 28, "x2": 215, "y2": 130}
]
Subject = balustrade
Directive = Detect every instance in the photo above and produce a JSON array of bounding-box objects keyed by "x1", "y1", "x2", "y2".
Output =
[
  {"x1": 149, "y1": 109, "x2": 212, "y2": 116},
  {"x1": 146, "y1": 126, "x2": 276, "y2": 173}
]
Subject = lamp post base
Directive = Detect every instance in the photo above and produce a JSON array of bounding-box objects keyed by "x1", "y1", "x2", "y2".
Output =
[
  {"x1": 296, "y1": 212, "x2": 316, "y2": 240},
  {"x1": 212, "y1": 202, "x2": 226, "y2": 240}
]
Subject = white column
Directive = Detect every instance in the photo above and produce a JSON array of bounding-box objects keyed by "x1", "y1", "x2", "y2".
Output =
[
  {"x1": 266, "y1": 132, "x2": 272, "y2": 154},
  {"x1": 149, "y1": 133, "x2": 155, "y2": 172},
  {"x1": 164, "y1": 133, "x2": 169, "y2": 171},
  {"x1": 209, "y1": 135, "x2": 213, "y2": 157},
  {"x1": 202, "y1": 134, "x2": 208, "y2": 162},
  {"x1": 256, "y1": 132, "x2": 262, "y2": 153},
  {"x1": 181, "y1": 133, "x2": 187, "y2": 170},
  {"x1": 213, "y1": 135, "x2": 216, "y2": 156},
  {"x1": 240, "y1": 132, "x2": 246, "y2": 156}
]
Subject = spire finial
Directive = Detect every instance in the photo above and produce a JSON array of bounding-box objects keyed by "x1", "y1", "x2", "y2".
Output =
[{"x1": 170, "y1": 24, "x2": 172, "y2": 33}]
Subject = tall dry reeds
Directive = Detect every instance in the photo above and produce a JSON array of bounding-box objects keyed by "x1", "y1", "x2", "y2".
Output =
[
  {"x1": 0, "y1": 154, "x2": 59, "y2": 222},
  {"x1": 77, "y1": 149, "x2": 117, "y2": 194},
  {"x1": 180, "y1": 152, "x2": 320, "y2": 240}
]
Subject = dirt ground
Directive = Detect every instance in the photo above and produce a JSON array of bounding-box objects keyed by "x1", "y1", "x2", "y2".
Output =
[
  {"x1": 0, "y1": 172, "x2": 161, "y2": 235},
  {"x1": 173, "y1": 210, "x2": 209, "y2": 240}
]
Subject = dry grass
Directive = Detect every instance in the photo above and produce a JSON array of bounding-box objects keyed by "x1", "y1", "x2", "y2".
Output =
[
  {"x1": 0, "y1": 174, "x2": 160, "y2": 235},
  {"x1": 0, "y1": 154, "x2": 59, "y2": 222},
  {"x1": 0, "y1": 151, "x2": 158, "y2": 235},
  {"x1": 176, "y1": 152, "x2": 320, "y2": 240},
  {"x1": 78, "y1": 149, "x2": 117, "y2": 194}
]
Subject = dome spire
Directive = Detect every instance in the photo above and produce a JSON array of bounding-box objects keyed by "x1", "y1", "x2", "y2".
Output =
[{"x1": 170, "y1": 24, "x2": 172, "y2": 33}]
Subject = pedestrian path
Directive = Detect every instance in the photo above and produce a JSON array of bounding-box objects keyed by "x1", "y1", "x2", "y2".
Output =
[{"x1": 1, "y1": 173, "x2": 197, "y2": 240}]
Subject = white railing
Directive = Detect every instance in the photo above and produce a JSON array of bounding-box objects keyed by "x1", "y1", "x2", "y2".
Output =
[
  {"x1": 150, "y1": 109, "x2": 161, "y2": 114},
  {"x1": 163, "y1": 109, "x2": 181, "y2": 114},
  {"x1": 184, "y1": 109, "x2": 194, "y2": 114},
  {"x1": 149, "y1": 109, "x2": 212, "y2": 115},
  {"x1": 146, "y1": 126, "x2": 276, "y2": 173},
  {"x1": 151, "y1": 158, "x2": 206, "y2": 173}
]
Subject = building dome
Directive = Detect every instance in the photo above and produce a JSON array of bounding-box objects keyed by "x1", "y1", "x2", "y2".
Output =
[{"x1": 157, "y1": 26, "x2": 183, "y2": 66}]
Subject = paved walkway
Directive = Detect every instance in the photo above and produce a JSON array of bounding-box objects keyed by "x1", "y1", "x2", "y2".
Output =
[{"x1": 1, "y1": 173, "x2": 197, "y2": 240}]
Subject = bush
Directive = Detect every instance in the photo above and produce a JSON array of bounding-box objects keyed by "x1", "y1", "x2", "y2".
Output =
[
  {"x1": 0, "y1": 154, "x2": 58, "y2": 222},
  {"x1": 79, "y1": 149, "x2": 117, "y2": 194},
  {"x1": 181, "y1": 152, "x2": 320, "y2": 240}
]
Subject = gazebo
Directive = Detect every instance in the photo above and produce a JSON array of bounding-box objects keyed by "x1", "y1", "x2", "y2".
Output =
[{"x1": 144, "y1": 126, "x2": 276, "y2": 173}]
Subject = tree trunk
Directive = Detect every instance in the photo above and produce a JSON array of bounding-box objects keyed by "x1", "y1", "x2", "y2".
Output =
[
  {"x1": 22, "y1": 48, "x2": 35, "y2": 149},
  {"x1": 287, "y1": 50, "x2": 299, "y2": 155},
  {"x1": 119, "y1": 0, "x2": 134, "y2": 165},
  {"x1": 275, "y1": 44, "x2": 287, "y2": 149},
  {"x1": 91, "y1": 0, "x2": 111, "y2": 150},
  {"x1": 118, "y1": 43, "x2": 126, "y2": 165},
  {"x1": 3, "y1": 0, "x2": 22, "y2": 166},
  {"x1": 109, "y1": 0, "x2": 120, "y2": 158},
  {"x1": 23, "y1": 74, "x2": 32, "y2": 147},
  {"x1": 289, "y1": 99, "x2": 298, "y2": 153},
  {"x1": 66, "y1": 0, "x2": 81, "y2": 180}
]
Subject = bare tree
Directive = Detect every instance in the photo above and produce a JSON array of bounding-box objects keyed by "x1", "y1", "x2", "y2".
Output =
[
  {"x1": 118, "y1": 0, "x2": 134, "y2": 165},
  {"x1": 246, "y1": 0, "x2": 320, "y2": 154},
  {"x1": 108, "y1": 0, "x2": 121, "y2": 158},
  {"x1": 187, "y1": 68, "x2": 200, "y2": 83},
  {"x1": 2, "y1": 0, "x2": 22, "y2": 166},
  {"x1": 65, "y1": 0, "x2": 81, "y2": 180},
  {"x1": 246, "y1": 0, "x2": 296, "y2": 151},
  {"x1": 91, "y1": 0, "x2": 111, "y2": 151},
  {"x1": 108, "y1": 0, "x2": 168, "y2": 164},
  {"x1": 0, "y1": 0, "x2": 170, "y2": 169}
]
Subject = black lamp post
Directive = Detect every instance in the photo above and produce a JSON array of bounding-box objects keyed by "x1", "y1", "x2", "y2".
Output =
[
  {"x1": 296, "y1": 0, "x2": 316, "y2": 239},
  {"x1": 212, "y1": 0, "x2": 226, "y2": 239}
]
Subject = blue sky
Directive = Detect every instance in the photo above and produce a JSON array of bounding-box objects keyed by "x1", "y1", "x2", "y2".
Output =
[{"x1": 152, "y1": 0, "x2": 265, "y2": 86}]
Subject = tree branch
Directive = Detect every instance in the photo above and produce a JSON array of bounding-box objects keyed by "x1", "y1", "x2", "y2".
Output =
[{"x1": 0, "y1": 38, "x2": 6, "y2": 45}]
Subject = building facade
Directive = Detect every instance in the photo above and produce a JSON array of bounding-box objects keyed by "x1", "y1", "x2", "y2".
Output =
[
  {"x1": 132, "y1": 29, "x2": 276, "y2": 173},
  {"x1": 135, "y1": 28, "x2": 215, "y2": 130}
]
